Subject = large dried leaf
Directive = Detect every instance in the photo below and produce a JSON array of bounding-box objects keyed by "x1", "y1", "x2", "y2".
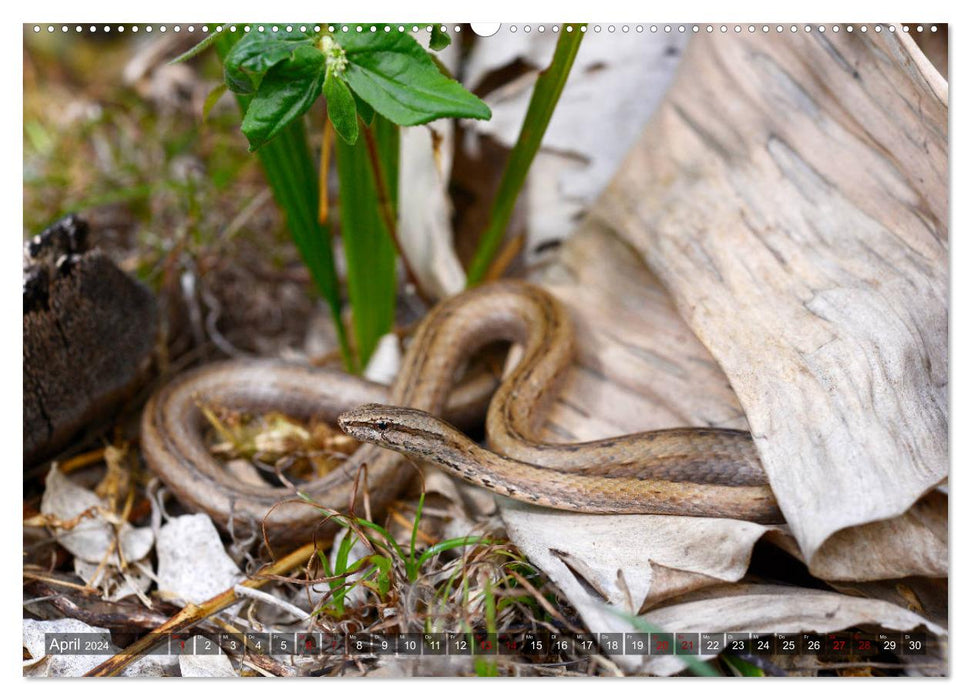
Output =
[
  {"x1": 467, "y1": 30, "x2": 687, "y2": 259},
  {"x1": 398, "y1": 125, "x2": 466, "y2": 298},
  {"x1": 592, "y1": 29, "x2": 947, "y2": 579},
  {"x1": 637, "y1": 584, "x2": 945, "y2": 676},
  {"x1": 500, "y1": 497, "x2": 772, "y2": 616}
]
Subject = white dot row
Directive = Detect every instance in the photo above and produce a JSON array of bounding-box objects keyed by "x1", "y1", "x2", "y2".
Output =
[
  {"x1": 29, "y1": 24, "x2": 942, "y2": 36},
  {"x1": 29, "y1": 24, "x2": 463, "y2": 34}
]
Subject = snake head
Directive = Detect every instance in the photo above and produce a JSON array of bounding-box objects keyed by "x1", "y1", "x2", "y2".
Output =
[{"x1": 338, "y1": 403, "x2": 456, "y2": 458}]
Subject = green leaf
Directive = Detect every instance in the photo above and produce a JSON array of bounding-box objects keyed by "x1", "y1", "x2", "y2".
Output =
[
  {"x1": 241, "y1": 44, "x2": 325, "y2": 150},
  {"x1": 724, "y1": 655, "x2": 765, "y2": 677},
  {"x1": 429, "y1": 25, "x2": 451, "y2": 51},
  {"x1": 340, "y1": 30, "x2": 490, "y2": 126},
  {"x1": 353, "y1": 93, "x2": 375, "y2": 126},
  {"x1": 324, "y1": 71, "x2": 359, "y2": 145},
  {"x1": 216, "y1": 33, "x2": 353, "y2": 371},
  {"x1": 201, "y1": 83, "x2": 228, "y2": 121},
  {"x1": 416, "y1": 536, "x2": 493, "y2": 569},
  {"x1": 466, "y1": 24, "x2": 584, "y2": 285},
  {"x1": 367, "y1": 555, "x2": 392, "y2": 597},
  {"x1": 410, "y1": 492, "x2": 426, "y2": 563},
  {"x1": 335, "y1": 530, "x2": 357, "y2": 574},
  {"x1": 223, "y1": 27, "x2": 318, "y2": 94},
  {"x1": 334, "y1": 116, "x2": 398, "y2": 367}
]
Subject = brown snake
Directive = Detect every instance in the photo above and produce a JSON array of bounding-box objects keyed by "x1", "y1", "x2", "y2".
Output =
[{"x1": 142, "y1": 281, "x2": 782, "y2": 544}]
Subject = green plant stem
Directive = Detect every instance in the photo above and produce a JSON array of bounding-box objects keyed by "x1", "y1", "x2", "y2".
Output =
[
  {"x1": 465, "y1": 24, "x2": 585, "y2": 286},
  {"x1": 334, "y1": 116, "x2": 398, "y2": 368},
  {"x1": 215, "y1": 34, "x2": 354, "y2": 370},
  {"x1": 361, "y1": 125, "x2": 433, "y2": 304}
]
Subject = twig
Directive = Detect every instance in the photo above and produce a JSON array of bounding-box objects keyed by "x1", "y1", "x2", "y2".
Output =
[
  {"x1": 22, "y1": 571, "x2": 97, "y2": 594},
  {"x1": 318, "y1": 118, "x2": 333, "y2": 224},
  {"x1": 84, "y1": 541, "x2": 320, "y2": 677},
  {"x1": 233, "y1": 584, "x2": 309, "y2": 620},
  {"x1": 482, "y1": 232, "x2": 525, "y2": 283},
  {"x1": 361, "y1": 125, "x2": 434, "y2": 305},
  {"x1": 25, "y1": 580, "x2": 173, "y2": 630},
  {"x1": 59, "y1": 447, "x2": 108, "y2": 474}
]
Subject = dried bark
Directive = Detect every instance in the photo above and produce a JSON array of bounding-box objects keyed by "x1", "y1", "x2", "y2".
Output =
[{"x1": 24, "y1": 216, "x2": 158, "y2": 465}]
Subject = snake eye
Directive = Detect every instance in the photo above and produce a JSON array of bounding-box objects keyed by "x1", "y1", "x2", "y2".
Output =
[{"x1": 376, "y1": 421, "x2": 388, "y2": 431}]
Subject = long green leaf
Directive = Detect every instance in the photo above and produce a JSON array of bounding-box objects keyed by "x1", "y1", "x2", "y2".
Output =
[
  {"x1": 341, "y1": 29, "x2": 490, "y2": 126},
  {"x1": 215, "y1": 34, "x2": 353, "y2": 370},
  {"x1": 168, "y1": 28, "x2": 223, "y2": 65},
  {"x1": 466, "y1": 24, "x2": 584, "y2": 285},
  {"x1": 334, "y1": 115, "x2": 398, "y2": 369}
]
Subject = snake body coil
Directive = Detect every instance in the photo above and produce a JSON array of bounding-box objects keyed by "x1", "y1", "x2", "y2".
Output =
[{"x1": 141, "y1": 281, "x2": 782, "y2": 543}]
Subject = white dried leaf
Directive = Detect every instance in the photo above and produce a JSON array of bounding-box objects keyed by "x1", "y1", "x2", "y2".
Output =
[
  {"x1": 40, "y1": 465, "x2": 154, "y2": 563},
  {"x1": 74, "y1": 556, "x2": 153, "y2": 601},
  {"x1": 40, "y1": 465, "x2": 111, "y2": 560},
  {"x1": 156, "y1": 514, "x2": 243, "y2": 605},
  {"x1": 499, "y1": 497, "x2": 773, "y2": 662},
  {"x1": 467, "y1": 31, "x2": 687, "y2": 257},
  {"x1": 178, "y1": 637, "x2": 237, "y2": 677},
  {"x1": 22, "y1": 618, "x2": 176, "y2": 677},
  {"x1": 399, "y1": 125, "x2": 466, "y2": 298},
  {"x1": 363, "y1": 333, "x2": 402, "y2": 385},
  {"x1": 637, "y1": 584, "x2": 945, "y2": 676}
]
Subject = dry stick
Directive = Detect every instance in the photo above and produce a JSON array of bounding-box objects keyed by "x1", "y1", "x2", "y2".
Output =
[
  {"x1": 361, "y1": 125, "x2": 434, "y2": 306},
  {"x1": 23, "y1": 571, "x2": 97, "y2": 594},
  {"x1": 59, "y1": 446, "x2": 108, "y2": 474},
  {"x1": 318, "y1": 118, "x2": 333, "y2": 224},
  {"x1": 83, "y1": 541, "x2": 319, "y2": 677},
  {"x1": 504, "y1": 569, "x2": 579, "y2": 634},
  {"x1": 483, "y1": 232, "x2": 525, "y2": 283}
]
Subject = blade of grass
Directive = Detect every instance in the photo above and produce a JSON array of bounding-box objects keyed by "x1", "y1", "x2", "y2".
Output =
[
  {"x1": 334, "y1": 116, "x2": 398, "y2": 368},
  {"x1": 475, "y1": 577, "x2": 500, "y2": 676},
  {"x1": 408, "y1": 492, "x2": 427, "y2": 575},
  {"x1": 465, "y1": 23, "x2": 585, "y2": 286},
  {"x1": 604, "y1": 607, "x2": 720, "y2": 677},
  {"x1": 723, "y1": 654, "x2": 766, "y2": 677},
  {"x1": 416, "y1": 536, "x2": 494, "y2": 569},
  {"x1": 214, "y1": 34, "x2": 354, "y2": 370}
]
